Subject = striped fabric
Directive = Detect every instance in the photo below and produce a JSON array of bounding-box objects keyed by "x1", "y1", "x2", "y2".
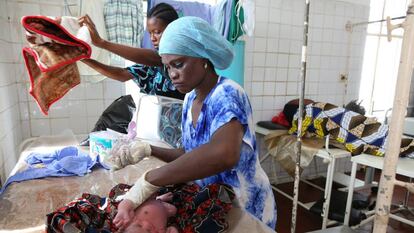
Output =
[
  {"x1": 104, "y1": 0, "x2": 144, "y2": 60},
  {"x1": 289, "y1": 102, "x2": 414, "y2": 158}
]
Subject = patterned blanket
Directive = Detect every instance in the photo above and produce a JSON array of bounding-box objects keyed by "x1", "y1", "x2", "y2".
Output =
[
  {"x1": 22, "y1": 16, "x2": 91, "y2": 115},
  {"x1": 46, "y1": 183, "x2": 235, "y2": 233},
  {"x1": 289, "y1": 102, "x2": 414, "y2": 157}
]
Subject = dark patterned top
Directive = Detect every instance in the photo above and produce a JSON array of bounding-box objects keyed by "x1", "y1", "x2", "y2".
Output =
[{"x1": 126, "y1": 64, "x2": 185, "y2": 100}]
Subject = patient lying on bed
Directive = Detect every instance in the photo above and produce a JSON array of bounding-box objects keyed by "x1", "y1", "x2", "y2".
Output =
[{"x1": 46, "y1": 183, "x2": 234, "y2": 233}]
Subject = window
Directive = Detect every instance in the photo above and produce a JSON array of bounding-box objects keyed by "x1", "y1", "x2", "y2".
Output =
[{"x1": 359, "y1": 0, "x2": 410, "y2": 120}]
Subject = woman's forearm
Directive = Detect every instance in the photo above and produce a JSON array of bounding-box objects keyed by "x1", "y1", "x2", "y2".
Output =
[
  {"x1": 147, "y1": 121, "x2": 244, "y2": 186},
  {"x1": 99, "y1": 40, "x2": 162, "y2": 66},
  {"x1": 148, "y1": 142, "x2": 238, "y2": 186},
  {"x1": 150, "y1": 146, "x2": 185, "y2": 162},
  {"x1": 81, "y1": 59, "x2": 133, "y2": 82}
]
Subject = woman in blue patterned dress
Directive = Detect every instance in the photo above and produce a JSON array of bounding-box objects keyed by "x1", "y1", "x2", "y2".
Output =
[
  {"x1": 113, "y1": 16, "x2": 277, "y2": 231},
  {"x1": 79, "y1": 3, "x2": 185, "y2": 100}
]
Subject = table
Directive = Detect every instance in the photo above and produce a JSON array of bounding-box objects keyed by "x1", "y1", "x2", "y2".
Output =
[
  {"x1": 0, "y1": 134, "x2": 276, "y2": 233},
  {"x1": 255, "y1": 125, "x2": 355, "y2": 229}
]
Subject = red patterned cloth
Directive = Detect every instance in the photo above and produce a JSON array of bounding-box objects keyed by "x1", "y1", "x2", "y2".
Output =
[
  {"x1": 161, "y1": 183, "x2": 235, "y2": 233},
  {"x1": 46, "y1": 183, "x2": 129, "y2": 233},
  {"x1": 46, "y1": 183, "x2": 235, "y2": 233}
]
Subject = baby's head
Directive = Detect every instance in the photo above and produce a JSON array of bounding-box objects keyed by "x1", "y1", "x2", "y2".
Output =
[{"x1": 123, "y1": 199, "x2": 177, "y2": 233}]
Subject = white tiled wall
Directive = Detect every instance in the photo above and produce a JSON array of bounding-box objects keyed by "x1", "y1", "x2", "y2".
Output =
[
  {"x1": 24, "y1": 79, "x2": 125, "y2": 137},
  {"x1": 0, "y1": 0, "x2": 125, "y2": 182},
  {"x1": 249, "y1": 0, "x2": 370, "y2": 182},
  {"x1": 0, "y1": 0, "x2": 23, "y2": 183},
  {"x1": 245, "y1": 0, "x2": 369, "y2": 123}
]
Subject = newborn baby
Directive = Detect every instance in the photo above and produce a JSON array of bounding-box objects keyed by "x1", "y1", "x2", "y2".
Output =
[
  {"x1": 46, "y1": 184, "x2": 177, "y2": 233},
  {"x1": 123, "y1": 192, "x2": 178, "y2": 233}
]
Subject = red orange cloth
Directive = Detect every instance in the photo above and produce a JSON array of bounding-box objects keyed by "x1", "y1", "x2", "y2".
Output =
[{"x1": 22, "y1": 16, "x2": 91, "y2": 115}]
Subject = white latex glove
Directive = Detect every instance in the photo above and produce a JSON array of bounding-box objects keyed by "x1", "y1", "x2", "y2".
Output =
[
  {"x1": 110, "y1": 141, "x2": 151, "y2": 171},
  {"x1": 123, "y1": 171, "x2": 160, "y2": 209}
]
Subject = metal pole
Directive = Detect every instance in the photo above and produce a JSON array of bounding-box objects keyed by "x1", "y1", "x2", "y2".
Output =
[
  {"x1": 351, "y1": 16, "x2": 406, "y2": 28},
  {"x1": 342, "y1": 22, "x2": 352, "y2": 105},
  {"x1": 373, "y1": 2, "x2": 414, "y2": 232},
  {"x1": 291, "y1": 0, "x2": 310, "y2": 232}
]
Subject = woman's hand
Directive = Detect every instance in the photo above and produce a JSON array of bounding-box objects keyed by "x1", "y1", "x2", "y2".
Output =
[
  {"x1": 114, "y1": 199, "x2": 135, "y2": 230},
  {"x1": 114, "y1": 171, "x2": 160, "y2": 231},
  {"x1": 109, "y1": 141, "x2": 152, "y2": 171},
  {"x1": 123, "y1": 171, "x2": 160, "y2": 207},
  {"x1": 78, "y1": 14, "x2": 105, "y2": 47}
]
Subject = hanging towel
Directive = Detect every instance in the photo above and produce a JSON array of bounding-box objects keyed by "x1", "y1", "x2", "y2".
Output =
[
  {"x1": 77, "y1": 0, "x2": 110, "y2": 82},
  {"x1": 222, "y1": 0, "x2": 234, "y2": 42},
  {"x1": 239, "y1": 0, "x2": 254, "y2": 36},
  {"x1": 227, "y1": 0, "x2": 245, "y2": 43},
  {"x1": 212, "y1": 0, "x2": 228, "y2": 36},
  {"x1": 103, "y1": 0, "x2": 144, "y2": 61},
  {"x1": 0, "y1": 146, "x2": 100, "y2": 195},
  {"x1": 22, "y1": 16, "x2": 92, "y2": 115}
]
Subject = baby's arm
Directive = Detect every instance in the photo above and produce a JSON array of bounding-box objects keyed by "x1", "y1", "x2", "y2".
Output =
[
  {"x1": 156, "y1": 192, "x2": 177, "y2": 216},
  {"x1": 156, "y1": 192, "x2": 173, "y2": 202},
  {"x1": 113, "y1": 199, "x2": 135, "y2": 230}
]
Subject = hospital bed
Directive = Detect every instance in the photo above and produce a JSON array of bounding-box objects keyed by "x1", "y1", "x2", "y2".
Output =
[
  {"x1": 256, "y1": 125, "x2": 364, "y2": 229},
  {"x1": 341, "y1": 116, "x2": 414, "y2": 228},
  {"x1": 0, "y1": 132, "x2": 275, "y2": 233}
]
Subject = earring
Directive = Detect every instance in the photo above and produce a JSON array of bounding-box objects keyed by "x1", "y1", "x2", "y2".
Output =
[{"x1": 204, "y1": 63, "x2": 208, "y2": 69}]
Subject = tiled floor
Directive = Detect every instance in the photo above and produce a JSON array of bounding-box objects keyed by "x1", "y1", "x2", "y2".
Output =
[{"x1": 274, "y1": 169, "x2": 414, "y2": 233}]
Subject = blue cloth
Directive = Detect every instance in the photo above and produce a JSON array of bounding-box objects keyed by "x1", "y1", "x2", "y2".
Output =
[
  {"x1": 0, "y1": 146, "x2": 98, "y2": 195},
  {"x1": 181, "y1": 77, "x2": 277, "y2": 228},
  {"x1": 159, "y1": 16, "x2": 234, "y2": 70},
  {"x1": 212, "y1": 0, "x2": 228, "y2": 36}
]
